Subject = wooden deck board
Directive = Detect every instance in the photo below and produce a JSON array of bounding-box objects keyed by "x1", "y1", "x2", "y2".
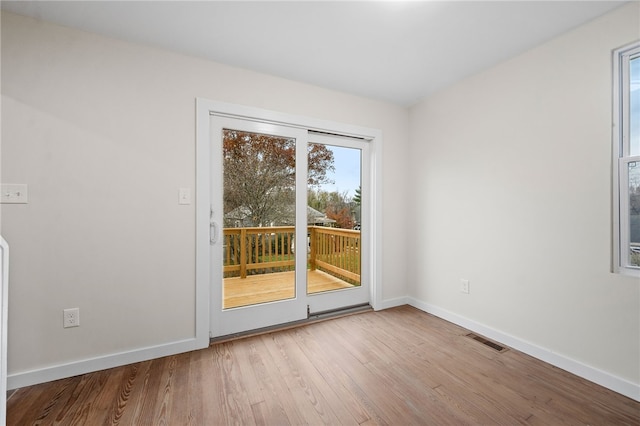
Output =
[{"x1": 223, "y1": 269, "x2": 355, "y2": 309}]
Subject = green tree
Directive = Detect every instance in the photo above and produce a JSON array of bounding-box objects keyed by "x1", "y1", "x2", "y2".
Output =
[{"x1": 353, "y1": 186, "x2": 361, "y2": 205}]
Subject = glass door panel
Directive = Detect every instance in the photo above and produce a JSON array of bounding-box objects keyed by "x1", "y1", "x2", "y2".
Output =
[
  {"x1": 210, "y1": 116, "x2": 308, "y2": 337},
  {"x1": 222, "y1": 129, "x2": 297, "y2": 309},
  {"x1": 307, "y1": 144, "x2": 362, "y2": 295},
  {"x1": 305, "y1": 133, "x2": 370, "y2": 314}
]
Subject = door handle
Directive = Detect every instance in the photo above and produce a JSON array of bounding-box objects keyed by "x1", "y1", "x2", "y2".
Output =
[
  {"x1": 209, "y1": 205, "x2": 219, "y2": 244},
  {"x1": 210, "y1": 221, "x2": 219, "y2": 244}
]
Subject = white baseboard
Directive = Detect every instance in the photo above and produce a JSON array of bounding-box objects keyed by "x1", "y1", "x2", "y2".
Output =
[
  {"x1": 376, "y1": 296, "x2": 409, "y2": 311},
  {"x1": 7, "y1": 337, "x2": 201, "y2": 390},
  {"x1": 407, "y1": 297, "x2": 640, "y2": 402},
  {"x1": 6, "y1": 297, "x2": 409, "y2": 391},
  {"x1": 10, "y1": 299, "x2": 639, "y2": 403},
  {"x1": 7, "y1": 296, "x2": 407, "y2": 390}
]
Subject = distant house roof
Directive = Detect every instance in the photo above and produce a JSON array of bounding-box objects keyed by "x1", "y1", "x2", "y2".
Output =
[
  {"x1": 306, "y1": 206, "x2": 324, "y2": 218},
  {"x1": 224, "y1": 205, "x2": 335, "y2": 226},
  {"x1": 307, "y1": 206, "x2": 336, "y2": 226},
  {"x1": 224, "y1": 206, "x2": 252, "y2": 221}
]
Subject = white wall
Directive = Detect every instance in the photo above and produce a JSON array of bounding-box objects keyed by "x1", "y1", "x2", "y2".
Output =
[
  {"x1": 0, "y1": 12, "x2": 409, "y2": 385},
  {"x1": 408, "y1": 3, "x2": 639, "y2": 398}
]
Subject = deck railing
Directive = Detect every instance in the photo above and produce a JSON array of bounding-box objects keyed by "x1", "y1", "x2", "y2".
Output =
[
  {"x1": 309, "y1": 226, "x2": 360, "y2": 284},
  {"x1": 223, "y1": 226, "x2": 361, "y2": 285}
]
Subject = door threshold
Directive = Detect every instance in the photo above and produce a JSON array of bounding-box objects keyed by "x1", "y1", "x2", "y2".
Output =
[{"x1": 210, "y1": 303, "x2": 372, "y2": 345}]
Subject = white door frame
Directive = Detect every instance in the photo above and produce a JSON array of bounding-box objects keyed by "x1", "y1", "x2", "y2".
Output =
[{"x1": 195, "y1": 99, "x2": 383, "y2": 339}]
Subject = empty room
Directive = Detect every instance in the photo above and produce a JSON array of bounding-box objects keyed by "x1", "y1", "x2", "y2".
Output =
[{"x1": 1, "y1": 1, "x2": 639, "y2": 424}]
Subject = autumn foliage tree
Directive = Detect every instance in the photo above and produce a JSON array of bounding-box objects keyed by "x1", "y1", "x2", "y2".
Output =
[
  {"x1": 309, "y1": 188, "x2": 358, "y2": 229},
  {"x1": 223, "y1": 130, "x2": 334, "y2": 227},
  {"x1": 325, "y1": 206, "x2": 355, "y2": 229}
]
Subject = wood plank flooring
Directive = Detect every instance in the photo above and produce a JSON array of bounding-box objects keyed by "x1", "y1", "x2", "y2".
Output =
[{"x1": 7, "y1": 306, "x2": 640, "y2": 425}]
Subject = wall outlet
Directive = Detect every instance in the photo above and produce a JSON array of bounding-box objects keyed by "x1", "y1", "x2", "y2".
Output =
[
  {"x1": 460, "y1": 279, "x2": 470, "y2": 294},
  {"x1": 63, "y1": 308, "x2": 80, "y2": 328}
]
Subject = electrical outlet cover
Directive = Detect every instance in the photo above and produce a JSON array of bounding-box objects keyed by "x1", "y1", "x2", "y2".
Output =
[
  {"x1": 460, "y1": 279, "x2": 470, "y2": 294},
  {"x1": 63, "y1": 308, "x2": 80, "y2": 328}
]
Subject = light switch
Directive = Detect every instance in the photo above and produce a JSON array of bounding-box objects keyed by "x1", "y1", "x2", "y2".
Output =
[
  {"x1": 1, "y1": 184, "x2": 28, "y2": 204},
  {"x1": 179, "y1": 188, "x2": 191, "y2": 205}
]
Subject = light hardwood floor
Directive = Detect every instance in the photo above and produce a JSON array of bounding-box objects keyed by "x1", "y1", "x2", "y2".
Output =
[{"x1": 7, "y1": 306, "x2": 640, "y2": 425}]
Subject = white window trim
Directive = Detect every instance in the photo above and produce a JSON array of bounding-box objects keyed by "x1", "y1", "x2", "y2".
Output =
[{"x1": 612, "y1": 41, "x2": 640, "y2": 277}]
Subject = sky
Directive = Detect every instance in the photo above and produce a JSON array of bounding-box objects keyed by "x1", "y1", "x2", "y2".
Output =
[
  {"x1": 630, "y1": 56, "x2": 639, "y2": 156},
  {"x1": 318, "y1": 145, "x2": 361, "y2": 198}
]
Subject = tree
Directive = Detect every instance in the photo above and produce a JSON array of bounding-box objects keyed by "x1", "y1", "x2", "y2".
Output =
[
  {"x1": 326, "y1": 206, "x2": 355, "y2": 229},
  {"x1": 223, "y1": 130, "x2": 334, "y2": 227},
  {"x1": 308, "y1": 188, "x2": 358, "y2": 229},
  {"x1": 632, "y1": 184, "x2": 640, "y2": 216},
  {"x1": 307, "y1": 142, "x2": 335, "y2": 186},
  {"x1": 353, "y1": 186, "x2": 361, "y2": 205}
]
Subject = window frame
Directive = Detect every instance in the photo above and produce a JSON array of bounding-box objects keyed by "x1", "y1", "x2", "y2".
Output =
[{"x1": 612, "y1": 41, "x2": 640, "y2": 277}]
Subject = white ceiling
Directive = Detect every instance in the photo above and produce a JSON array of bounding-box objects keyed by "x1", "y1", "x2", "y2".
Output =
[{"x1": 1, "y1": 1, "x2": 627, "y2": 106}]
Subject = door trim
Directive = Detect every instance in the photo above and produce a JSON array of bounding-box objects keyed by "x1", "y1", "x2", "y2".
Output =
[{"x1": 196, "y1": 98, "x2": 383, "y2": 339}]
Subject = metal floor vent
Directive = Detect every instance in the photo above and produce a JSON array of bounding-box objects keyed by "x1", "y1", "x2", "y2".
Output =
[{"x1": 466, "y1": 333, "x2": 509, "y2": 352}]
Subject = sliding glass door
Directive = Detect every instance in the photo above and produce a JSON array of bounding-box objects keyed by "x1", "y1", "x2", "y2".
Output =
[{"x1": 209, "y1": 117, "x2": 369, "y2": 337}]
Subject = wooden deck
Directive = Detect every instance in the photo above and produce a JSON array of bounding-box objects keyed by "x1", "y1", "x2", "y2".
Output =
[{"x1": 224, "y1": 269, "x2": 355, "y2": 309}]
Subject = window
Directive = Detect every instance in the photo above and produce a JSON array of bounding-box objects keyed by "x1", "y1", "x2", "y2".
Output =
[{"x1": 613, "y1": 41, "x2": 640, "y2": 276}]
